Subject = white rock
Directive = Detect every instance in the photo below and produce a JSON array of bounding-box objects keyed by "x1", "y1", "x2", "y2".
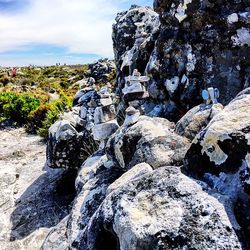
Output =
[{"x1": 227, "y1": 13, "x2": 239, "y2": 24}]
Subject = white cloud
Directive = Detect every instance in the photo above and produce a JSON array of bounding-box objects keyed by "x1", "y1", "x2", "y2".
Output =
[
  {"x1": 0, "y1": 0, "x2": 152, "y2": 66},
  {"x1": 0, "y1": 0, "x2": 123, "y2": 57}
]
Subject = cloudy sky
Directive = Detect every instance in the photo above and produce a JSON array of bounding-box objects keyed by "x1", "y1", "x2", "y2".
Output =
[{"x1": 0, "y1": 0, "x2": 152, "y2": 66}]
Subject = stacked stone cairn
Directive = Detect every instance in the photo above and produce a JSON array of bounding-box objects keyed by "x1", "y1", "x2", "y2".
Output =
[
  {"x1": 92, "y1": 86, "x2": 119, "y2": 145},
  {"x1": 122, "y1": 69, "x2": 150, "y2": 125}
]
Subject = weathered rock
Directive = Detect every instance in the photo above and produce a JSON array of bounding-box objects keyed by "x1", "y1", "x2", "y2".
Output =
[
  {"x1": 92, "y1": 120, "x2": 119, "y2": 141},
  {"x1": 113, "y1": 5, "x2": 160, "y2": 96},
  {"x1": 185, "y1": 93, "x2": 250, "y2": 247},
  {"x1": 113, "y1": 1, "x2": 250, "y2": 121},
  {"x1": 88, "y1": 59, "x2": 116, "y2": 84},
  {"x1": 72, "y1": 87, "x2": 95, "y2": 106},
  {"x1": 46, "y1": 114, "x2": 97, "y2": 169},
  {"x1": 106, "y1": 116, "x2": 189, "y2": 170},
  {"x1": 79, "y1": 166, "x2": 242, "y2": 250},
  {"x1": 144, "y1": 0, "x2": 250, "y2": 121},
  {"x1": 106, "y1": 162, "x2": 153, "y2": 195},
  {"x1": 185, "y1": 93, "x2": 250, "y2": 184},
  {"x1": 175, "y1": 103, "x2": 224, "y2": 140},
  {"x1": 67, "y1": 152, "x2": 121, "y2": 249}
]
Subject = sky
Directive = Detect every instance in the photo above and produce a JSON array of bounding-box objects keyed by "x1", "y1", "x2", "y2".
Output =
[{"x1": 0, "y1": 0, "x2": 152, "y2": 67}]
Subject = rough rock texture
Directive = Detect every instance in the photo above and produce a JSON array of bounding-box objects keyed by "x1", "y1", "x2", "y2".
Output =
[
  {"x1": 46, "y1": 108, "x2": 98, "y2": 169},
  {"x1": 175, "y1": 103, "x2": 224, "y2": 140},
  {"x1": 149, "y1": 0, "x2": 250, "y2": 120},
  {"x1": 113, "y1": 1, "x2": 250, "y2": 121},
  {"x1": 185, "y1": 92, "x2": 250, "y2": 247},
  {"x1": 88, "y1": 59, "x2": 116, "y2": 84},
  {"x1": 113, "y1": 5, "x2": 160, "y2": 95},
  {"x1": 0, "y1": 128, "x2": 75, "y2": 250},
  {"x1": 80, "y1": 166, "x2": 242, "y2": 250},
  {"x1": 42, "y1": 151, "x2": 122, "y2": 250},
  {"x1": 106, "y1": 116, "x2": 190, "y2": 170},
  {"x1": 185, "y1": 93, "x2": 250, "y2": 182}
]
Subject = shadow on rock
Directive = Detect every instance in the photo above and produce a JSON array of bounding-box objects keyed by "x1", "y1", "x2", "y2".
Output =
[{"x1": 10, "y1": 165, "x2": 77, "y2": 241}]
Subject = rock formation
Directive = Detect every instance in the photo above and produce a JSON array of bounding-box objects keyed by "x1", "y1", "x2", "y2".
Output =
[
  {"x1": 4, "y1": 1, "x2": 250, "y2": 250},
  {"x1": 113, "y1": 2, "x2": 250, "y2": 122}
]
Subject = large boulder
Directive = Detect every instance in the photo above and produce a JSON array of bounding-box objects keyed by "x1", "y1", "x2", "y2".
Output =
[
  {"x1": 106, "y1": 116, "x2": 190, "y2": 170},
  {"x1": 144, "y1": 0, "x2": 250, "y2": 121},
  {"x1": 175, "y1": 103, "x2": 224, "y2": 140},
  {"x1": 185, "y1": 93, "x2": 250, "y2": 186},
  {"x1": 184, "y1": 93, "x2": 250, "y2": 247},
  {"x1": 46, "y1": 109, "x2": 98, "y2": 169},
  {"x1": 79, "y1": 166, "x2": 242, "y2": 250}
]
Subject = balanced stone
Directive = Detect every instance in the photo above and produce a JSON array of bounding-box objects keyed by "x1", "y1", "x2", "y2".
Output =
[
  {"x1": 94, "y1": 105, "x2": 116, "y2": 125},
  {"x1": 124, "y1": 106, "x2": 140, "y2": 126},
  {"x1": 122, "y1": 69, "x2": 149, "y2": 102},
  {"x1": 92, "y1": 120, "x2": 119, "y2": 141}
]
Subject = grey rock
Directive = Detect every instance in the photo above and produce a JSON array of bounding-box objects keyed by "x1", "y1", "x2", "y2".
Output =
[
  {"x1": 80, "y1": 166, "x2": 242, "y2": 250},
  {"x1": 47, "y1": 115, "x2": 97, "y2": 169},
  {"x1": 106, "y1": 116, "x2": 189, "y2": 170},
  {"x1": 175, "y1": 103, "x2": 224, "y2": 140}
]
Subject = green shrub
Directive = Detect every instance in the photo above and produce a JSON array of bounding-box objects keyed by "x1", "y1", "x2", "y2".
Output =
[
  {"x1": 37, "y1": 98, "x2": 71, "y2": 139},
  {"x1": 0, "y1": 92, "x2": 40, "y2": 125}
]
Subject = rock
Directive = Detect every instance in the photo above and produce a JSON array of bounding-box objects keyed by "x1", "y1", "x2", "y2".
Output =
[
  {"x1": 88, "y1": 59, "x2": 116, "y2": 84},
  {"x1": 106, "y1": 116, "x2": 189, "y2": 170},
  {"x1": 184, "y1": 93, "x2": 250, "y2": 247},
  {"x1": 41, "y1": 216, "x2": 69, "y2": 250},
  {"x1": 79, "y1": 167, "x2": 242, "y2": 250},
  {"x1": 113, "y1": 5, "x2": 160, "y2": 96},
  {"x1": 113, "y1": 1, "x2": 250, "y2": 121},
  {"x1": 175, "y1": 103, "x2": 224, "y2": 140},
  {"x1": 185, "y1": 93, "x2": 250, "y2": 183},
  {"x1": 144, "y1": 0, "x2": 250, "y2": 120},
  {"x1": 93, "y1": 105, "x2": 116, "y2": 125},
  {"x1": 106, "y1": 162, "x2": 153, "y2": 195},
  {"x1": 47, "y1": 116, "x2": 97, "y2": 169},
  {"x1": 124, "y1": 106, "x2": 140, "y2": 126},
  {"x1": 72, "y1": 87, "x2": 94, "y2": 106},
  {"x1": 92, "y1": 120, "x2": 119, "y2": 141},
  {"x1": 66, "y1": 152, "x2": 121, "y2": 249}
]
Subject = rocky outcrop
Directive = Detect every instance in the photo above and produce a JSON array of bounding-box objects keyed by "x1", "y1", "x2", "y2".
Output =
[
  {"x1": 106, "y1": 115, "x2": 190, "y2": 170},
  {"x1": 79, "y1": 166, "x2": 242, "y2": 250},
  {"x1": 185, "y1": 91, "x2": 250, "y2": 247},
  {"x1": 33, "y1": 2, "x2": 250, "y2": 250},
  {"x1": 113, "y1": 1, "x2": 250, "y2": 121},
  {"x1": 113, "y1": 5, "x2": 160, "y2": 95}
]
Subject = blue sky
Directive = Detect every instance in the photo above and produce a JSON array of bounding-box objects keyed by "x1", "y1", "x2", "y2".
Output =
[{"x1": 0, "y1": 0, "x2": 152, "y2": 67}]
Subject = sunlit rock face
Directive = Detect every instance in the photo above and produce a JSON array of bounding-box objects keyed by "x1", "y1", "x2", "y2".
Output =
[{"x1": 184, "y1": 91, "x2": 250, "y2": 247}]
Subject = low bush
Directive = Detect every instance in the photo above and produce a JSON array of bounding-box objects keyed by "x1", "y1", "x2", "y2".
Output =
[
  {"x1": 0, "y1": 92, "x2": 40, "y2": 125},
  {"x1": 27, "y1": 93, "x2": 72, "y2": 139}
]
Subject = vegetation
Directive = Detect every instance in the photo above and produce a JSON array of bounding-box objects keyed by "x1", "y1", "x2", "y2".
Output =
[
  {"x1": 0, "y1": 62, "x2": 116, "y2": 139},
  {"x1": 0, "y1": 65, "x2": 88, "y2": 138}
]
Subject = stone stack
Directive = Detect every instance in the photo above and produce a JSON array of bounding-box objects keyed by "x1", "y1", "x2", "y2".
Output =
[
  {"x1": 122, "y1": 69, "x2": 149, "y2": 103},
  {"x1": 92, "y1": 86, "x2": 119, "y2": 143}
]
